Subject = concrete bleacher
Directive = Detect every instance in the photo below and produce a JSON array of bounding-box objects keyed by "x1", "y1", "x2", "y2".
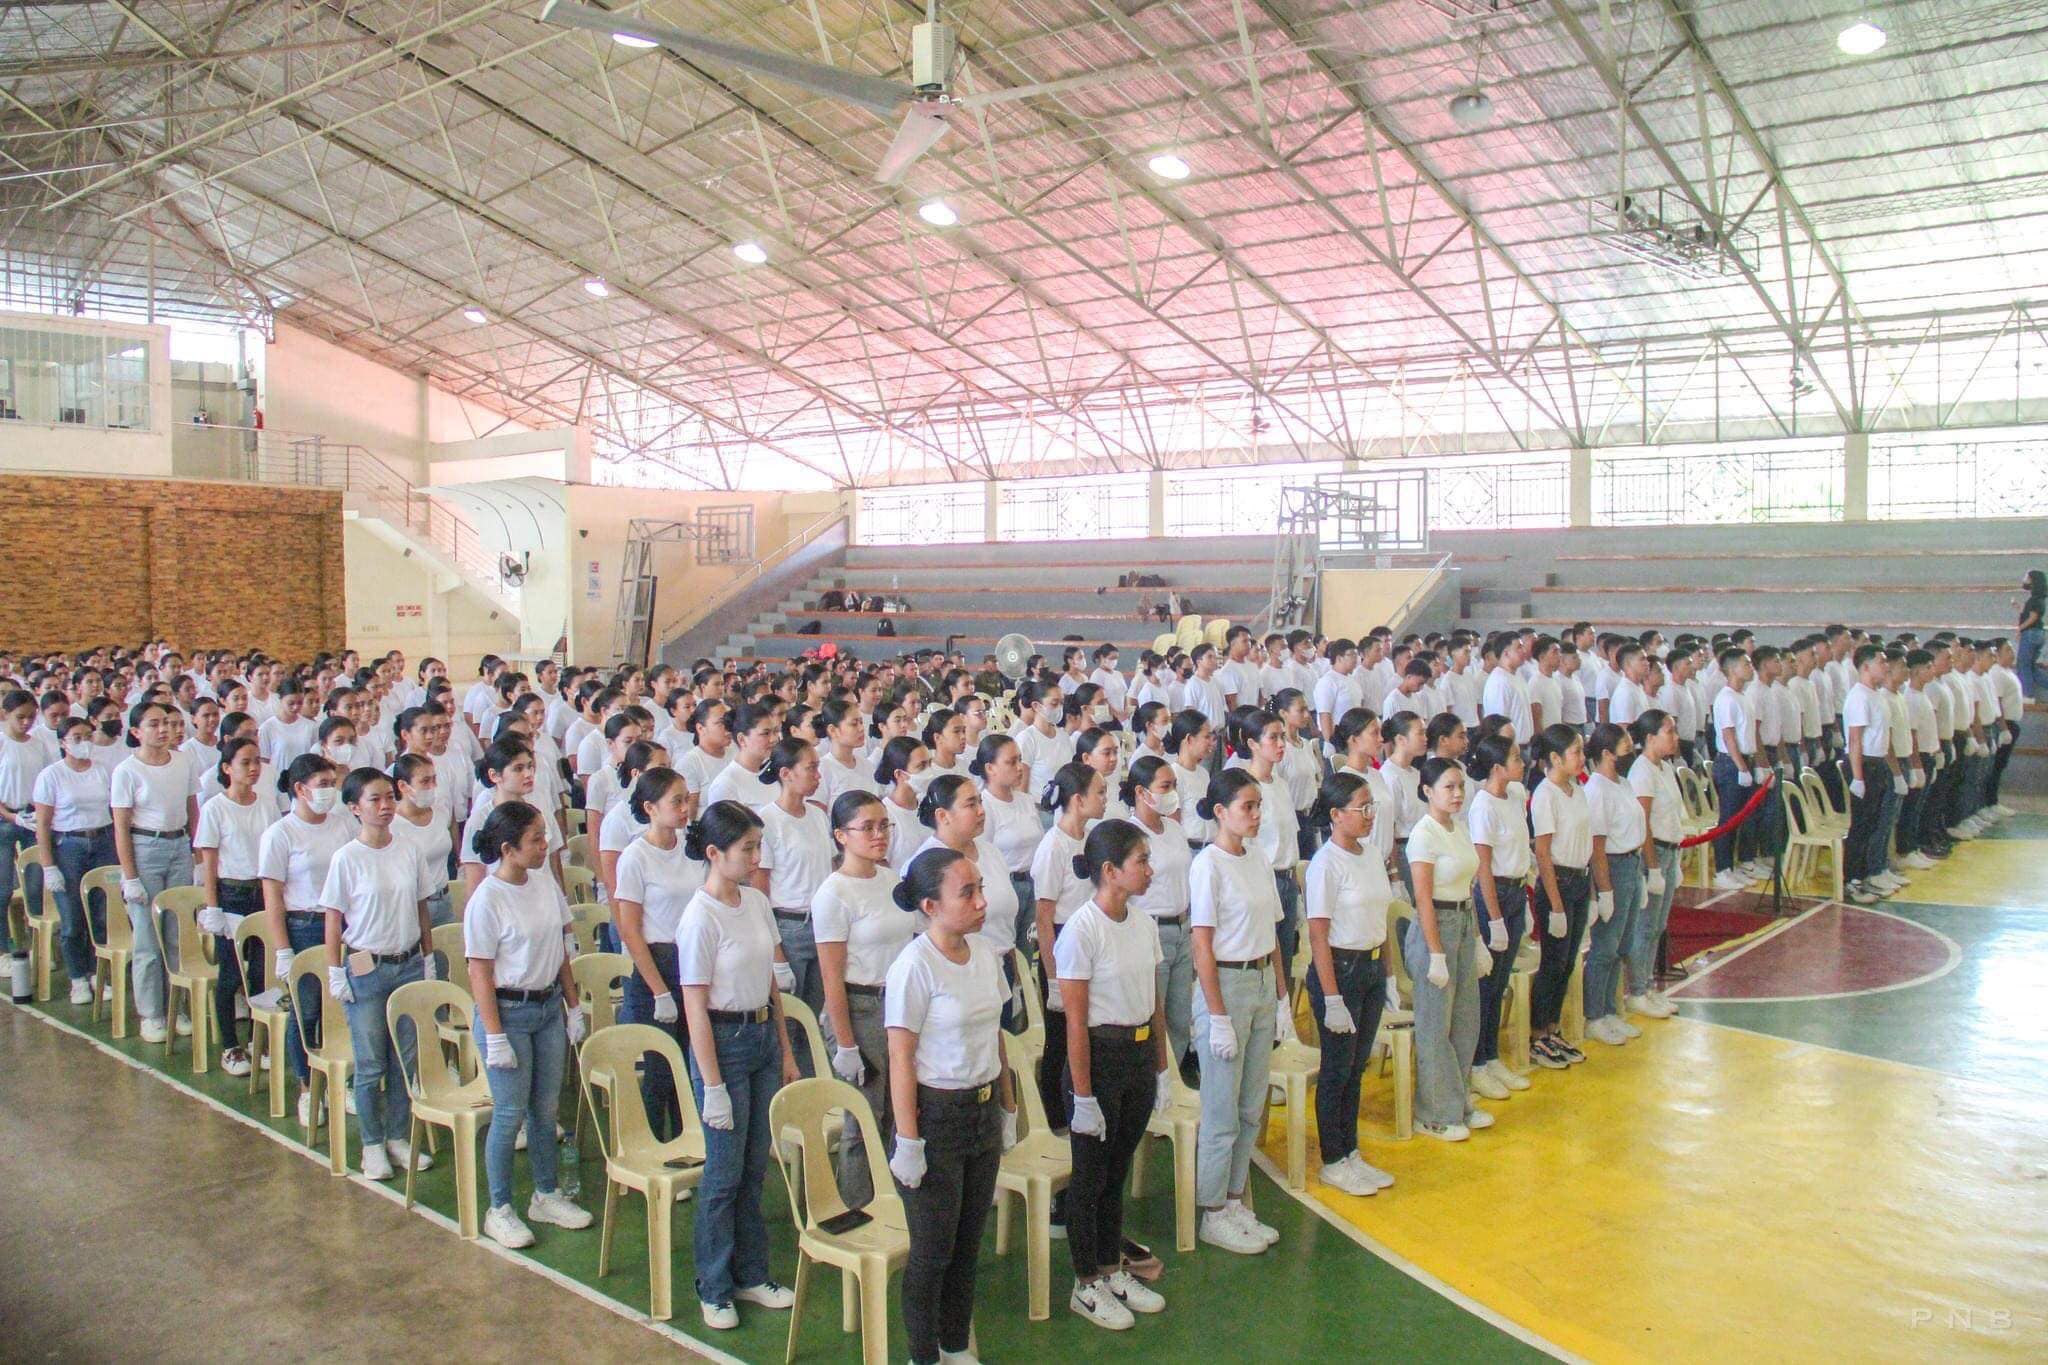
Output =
[{"x1": 704, "y1": 534, "x2": 1277, "y2": 663}]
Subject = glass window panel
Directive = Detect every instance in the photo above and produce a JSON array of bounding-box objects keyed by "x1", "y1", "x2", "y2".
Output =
[
  {"x1": 998, "y1": 474, "x2": 1148, "y2": 541},
  {"x1": 856, "y1": 482, "x2": 984, "y2": 545}
]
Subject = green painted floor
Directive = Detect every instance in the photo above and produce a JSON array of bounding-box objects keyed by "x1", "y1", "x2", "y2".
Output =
[{"x1": 18, "y1": 989, "x2": 1540, "y2": 1362}]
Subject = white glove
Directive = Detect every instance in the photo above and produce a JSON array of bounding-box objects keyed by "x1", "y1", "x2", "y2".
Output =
[
  {"x1": 420, "y1": 954, "x2": 438, "y2": 982},
  {"x1": 1321, "y1": 995, "x2": 1356, "y2": 1034},
  {"x1": 652, "y1": 990, "x2": 679, "y2": 1024},
  {"x1": 197, "y1": 906, "x2": 227, "y2": 935},
  {"x1": 565, "y1": 1007, "x2": 587, "y2": 1046},
  {"x1": 121, "y1": 876, "x2": 146, "y2": 905},
  {"x1": 484, "y1": 1032, "x2": 515, "y2": 1068},
  {"x1": 1892, "y1": 773, "x2": 1908, "y2": 796},
  {"x1": 274, "y1": 947, "x2": 294, "y2": 984},
  {"x1": 1207, "y1": 1012, "x2": 1239, "y2": 1061},
  {"x1": 1969, "y1": 738, "x2": 1985, "y2": 758},
  {"x1": 1933, "y1": 752, "x2": 1947, "y2": 772},
  {"x1": 1850, "y1": 778, "x2": 1866, "y2": 799},
  {"x1": 700, "y1": 1082, "x2": 734, "y2": 1130},
  {"x1": 1426, "y1": 952, "x2": 1450, "y2": 988},
  {"x1": 326, "y1": 965, "x2": 354, "y2": 1003},
  {"x1": 1547, "y1": 910, "x2": 1568, "y2": 938},
  {"x1": 1155, "y1": 1071, "x2": 1171, "y2": 1113},
  {"x1": 772, "y1": 960, "x2": 797, "y2": 994},
  {"x1": 1646, "y1": 869, "x2": 1666, "y2": 895},
  {"x1": 1002, "y1": 1107, "x2": 1020, "y2": 1149},
  {"x1": 831, "y1": 1044, "x2": 866, "y2": 1085},
  {"x1": 43, "y1": 865, "x2": 65, "y2": 894},
  {"x1": 1070, "y1": 1095, "x2": 1106, "y2": 1137},
  {"x1": 1478, "y1": 944, "x2": 1494, "y2": 978},
  {"x1": 1752, "y1": 767, "x2": 1770, "y2": 785},
  {"x1": 1908, "y1": 767, "x2": 1924, "y2": 789},
  {"x1": 1487, "y1": 917, "x2": 1508, "y2": 952},
  {"x1": 1594, "y1": 890, "x2": 1615, "y2": 923},
  {"x1": 1275, "y1": 1003, "x2": 1298, "y2": 1044},
  {"x1": 1736, "y1": 768, "x2": 1753, "y2": 788},
  {"x1": 890, "y1": 1135, "x2": 927, "y2": 1188}
]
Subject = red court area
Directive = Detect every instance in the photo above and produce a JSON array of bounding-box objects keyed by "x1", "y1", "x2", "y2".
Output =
[
  {"x1": 1666, "y1": 902, "x2": 1776, "y2": 964},
  {"x1": 1670, "y1": 903, "x2": 1956, "y2": 1001}
]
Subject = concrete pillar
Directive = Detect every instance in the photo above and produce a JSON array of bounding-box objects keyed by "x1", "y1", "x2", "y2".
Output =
[
  {"x1": 983, "y1": 480, "x2": 1001, "y2": 542},
  {"x1": 1842, "y1": 433, "x2": 1869, "y2": 522},
  {"x1": 1569, "y1": 446, "x2": 1593, "y2": 527},
  {"x1": 1148, "y1": 470, "x2": 1167, "y2": 538}
]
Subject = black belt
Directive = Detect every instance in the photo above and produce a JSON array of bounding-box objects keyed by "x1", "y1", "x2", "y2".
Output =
[
  {"x1": 917, "y1": 1080, "x2": 997, "y2": 1107},
  {"x1": 772, "y1": 909, "x2": 809, "y2": 923},
  {"x1": 709, "y1": 1005, "x2": 772, "y2": 1024},
  {"x1": 845, "y1": 981, "x2": 883, "y2": 998},
  {"x1": 362, "y1": 945, "x2": 422, "y2": 966},
  {"x1": 1332, "y1": 944, "x2": 1384, "y2": 964},
  {"x1": 1554, "y1": 864, "x2": 1589, "y2": 875},
  {"x1": 1216, "y1": 958, "x2": 1267, "y2": 971},
  {"x1": 220, "y1": 877, "x2": 260, "y2": 889},
  {"x1": 132, "y1": 826, "x2": 187, "y2": 840},
  {"x1": 497, "y1": 985, "x2": 560, "y2": 1003},
  {"x1": 57, "y1": 824, "x2": 112, "y2": 838},
  {"x1": 1653, "y1": 839, "x2": 1680, "y2": 852},
  {"x1": 1089, "y1": 1022, "x2": 1153, "y2": 1044},
  {"x1": 285, "y1": 908, "x2": 324, "y2": 923},
  {"x1": 1432, "y1": 899, "x2": 1471, "y2": 911}
]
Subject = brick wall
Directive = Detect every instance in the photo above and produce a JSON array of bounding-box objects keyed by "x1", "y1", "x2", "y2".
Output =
[{"x1": 0, "y1": 472, "x2": 345, "y2": 658}]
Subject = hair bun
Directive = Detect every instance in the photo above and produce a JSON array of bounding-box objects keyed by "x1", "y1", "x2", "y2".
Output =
[
  {"x1": 1070, "y1": 852, "x2": 1091, "y2": 880},
  {"x1": 1195, "y1": 795, "x2": 1218, "y2": 821},
  {"x1": 916, "y1": 784, "x2": 941, "y2": 827},
  {"x1": 891, "y1": 879, "x2": 917, "y2": 912},
  {"x1": 682, "y1": 821, "x2": 709, "y2": 861}
]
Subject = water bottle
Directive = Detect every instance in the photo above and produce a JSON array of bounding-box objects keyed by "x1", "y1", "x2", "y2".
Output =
[{"x1": 8, "y1": 952, "x2": 30, "y2": 1003}]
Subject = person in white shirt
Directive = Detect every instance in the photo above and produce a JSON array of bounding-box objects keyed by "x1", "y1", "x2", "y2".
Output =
[
  {"x1": 1055, "y1": 820, "x2": 1172, "y2": 1329},
  {"x1": 0, "y1": 689, "x2": 49, "y2": 963},
  {"x1": 193, "y1": 735, "x2": 281, "y2": 1076},
  {"x1": 259, "y1": 752, "x2": 355, "y2": 1119},
  {"x1": 1481, "y1": 635, "x2": 1534, "y2": 739},
  {"x1": 257, "y1": 682, "x2": 318, "y2": 772},
  {"x1": 464, "y1": 798, "x2": 593, "y2": 1249},
  {"x1": 1528, "y1": 724, "x2": 1591, "y2": 1070},
  {"x1": 1218, "y1": 627, "x2": 1261, "y2": 710},
  {"x1": 320, "y1": 767, "x2": 440, "y2": 1181},
  {"x1": 1840, "y1": 643, "x2": 1896, "y2": 903},
  {"x1": 1581, "y1": 725, "x2": 1646, "y2": 1047},
  {"x1": 1899, "y1": 650, "x2": 1943, "y2": 869},
  {"x1": 885, "y1": 846, "x2": 1017, "y2": 1365},
  {"x1": 1607, "y1": 645, "x2": 1650, "y2": 727},
  {"x1": 1187, "y1": 768, "x2": 1286, "y2": 1255},
  {"x1": 460, "y1": 737, "x2": 565, "y2": 891},
  {"x1": 813, "y1": 699, "x2": 877, "y2": 812},
  {"x1": 1381, "y1": 714, "x2": 1428, "y2": 897},
  {"x1": 752, "y1": 738, "x2": 833, "y2": 1013},
  {"x1": 1227, "y1": 707, "x2": 1303, "y2": 975},
  {"x1": 1088, "y1": 645, "x2": 1131, "y2": 724},
  {"x1": 1303, "y1": 771, "x2": 1397, "y2": 1194},
  {"x1": 1312, "y1": 639, "x2": 1364, "y2": 746},
  {"x1": 970, "y1": 733, "x2": 1042, "y2": 948},
  {"x1": 1030, "y1": 760, "x2": 1105, "y2": 1132},
  {"x1": 1014, "y1": 681, "x2": 1077, "y2": 800},
  {"x1": 1402, "y1": 757, "x2": 1488, "y2": 1139},
  {"x1": 1464, "y1": 736, "x2": 1532, "y2": 1099},
  {"x1": 911, "y1": 774, "x2": 1020, "y2": 970},
  {"x1": 1557, "y1": 643, "x2": 1589, "y2": 731},
  {"x1": 1524, "y1": 636, "x2": 1563, "y2": 735},
  {"x1": 1624, "y1": 711, "x2": 1685, "y2": 1022},
  {"x1": 1119, "y1": 756, "x2": 1194, "y2": 1068},
  {"x1": 1183, "y1": 645, "x2": 1228, "y2": 733},
  {"x1": 611, "y1": 766, "x2": 703, "y2": 1136},
  {"x1": 675, "y1": 799, "x2": 801, "y2": 1330},
  {"x1": 31, "y1": 714, "x2": 117, "y2": 1003},
  {"x1": 390, "y1": 752, "x2": 454, "y2": 927},
  {"x1": 1709, "y1": 649, "x2": 1766, "y2": 887},
  {"x1": 1985, "y1": 638, "x2": 2024, "y2": 818},
  {"x1": 110, "y1": 699, "x2": 201, "y2": 1044}
]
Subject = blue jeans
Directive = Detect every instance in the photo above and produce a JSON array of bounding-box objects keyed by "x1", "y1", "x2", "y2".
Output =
[
  {"x1": 1710, "y1": 755, "x2": 1749, "y2": 871},
  {"x1": 1627, "y1": 844, "x2": 1681, "y2": 997},
  {"x1": 283, "y1": 911, "x2": 325, "y2": 1083},
  {"x1": 772, "y1": 912, "x2": 822, "y2": 1014},
  {"x1": 53, "y1": 827, "x2": 116, "y2": 981},
  {"x1": 0, "y1": 823, "x2": 32, "y2": 954},
  {"x1": 1403, "y1": 904, "x2": 1480, "y2": 1128},
  {"x1": 1473, "y1": 878, "x2": 1526, "y2": 1066},
  {"x1": 425, "y1": 888, "x2": 455, "y2": 928},
  {"x1": 620, "y1": 942, "x2": 685, "y2": 1139},
  {"x1": 686, "y1": 1017, "x2": 781, "y2": 1305},
  {"x1": 1584, "y1": 852, "x2": 1643, "y2": 1023},
  {"x1": 343, "y1": 951, "x2": 424, "y2": 1146},
  {"x1": 128, "y1": 833, "x2": 194, "y2": 1022},
  {"x1": 1273, "y1": 870, "x2": 1301, "y2": 983},
  {"x1": 476, "y1": 992, "x2": 568, "y2": 1208},
  {"x1": 2020, "y1": 627, "x2": 2045, "y2": 700}
]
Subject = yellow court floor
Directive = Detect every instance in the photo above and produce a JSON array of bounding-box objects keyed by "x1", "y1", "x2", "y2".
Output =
[
  {"x1": 1887, "y1": 837, "x2": 2048, "y2": 911},
  {"x1": 1267, "y1": 1016, "x2": 2048, "y2": 1363}
]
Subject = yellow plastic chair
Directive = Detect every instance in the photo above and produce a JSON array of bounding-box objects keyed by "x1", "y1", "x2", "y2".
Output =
[
  {"x1": 568, "y1": 952, "x2": 630, "y2": 1147},
  {"x1": 563, "y1": 807, "x2": 589, "y2": 838},
  {"x1": 1800, "y1": 768, "x2": 1851, "y2": 838},
  {"x1": 447, "y1": 877, "x2": 470, "y2": 922},
  {"x1": 581, "y1": 1024, "x2": 708, "y2": 1322},
  {"x1": 234, "y1": 914, "x2": 293, "y2": 1117},
  {"x1": 563, "y1": 834, "x2": 593, "y2": 872},
  {"x1": 288, "y1": 944, "x2": 355, "y2": 1175},
  {"x1": 993, "y1": 1030, "x2": 1071, "y2": 1322},
  {"x1": 1128, "y1": 1064, "x2": 1199, "y2": 1251},
  {"x1": 1781, "y1": 782, "x2": 1845, "y2": 901},
  {"x1": 11, "y1": 845, "x2": 62, "y2": 1002},
  {"x1": 563, "y1": 864, "x2": 598, "y2": 906},
  {"x1": 567, "y1": 912, "x2": 605, "y2": 959},
  {"x1": 1201, "y1": 618, "x2": 1232, "y2": 650},
  {"x1": 157, "y1": 887, "x2": 218, "y2": 1073},
  {"x1": 1151, "y1": 632, "x2": 1176, "y2": 656},
  {"x1": 429, "y1": 922, "x2": 477, "y2": 1080},
  {"x1": 1673, "y1": 769, "x2": 1716, "y2": 887},
  {"x1": 1173, "y1": 615, "x2": 1203, "y2": 650},
  {"x1": 85, "y1": 865, "x2": 132, "y2": 1037},
  {"x1": 779, "y1": 993, "x2": 833, "y2": 1077},
  {"x1": 1266, "y1": 1005, "x2": 1321, "y2": 1192},
  {"x1": 769, "y1": 1076, "x2": 910, "y2": 1365},
  {"x1": 1380, "y1": 907, "x2": 1417, "y2": 1141},
  {"x1": 1008, "y1": 947, "x2": 1046, "y2": 1055},
  {"x1": 388, "y1": 979, "x2": 494, "y2": 1237}
]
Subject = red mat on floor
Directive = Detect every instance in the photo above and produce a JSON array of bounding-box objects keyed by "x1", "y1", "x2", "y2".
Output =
[{"x1": 1666, "y1": 905, "x2": 1776, "y2": 963}]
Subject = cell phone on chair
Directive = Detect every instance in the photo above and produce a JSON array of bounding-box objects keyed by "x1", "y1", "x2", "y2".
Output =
[{"x1": 817, "y1": 1209, "x2": 873, "y2": 1235}]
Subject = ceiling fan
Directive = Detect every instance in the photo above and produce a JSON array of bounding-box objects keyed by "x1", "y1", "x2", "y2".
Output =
[{"x1": 539, "y1": 0, "x2": 1122, "y2": 184}]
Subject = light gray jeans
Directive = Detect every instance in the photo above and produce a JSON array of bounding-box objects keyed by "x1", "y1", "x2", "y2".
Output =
[
  {"x1": 833, "y1": 988, "x2": 890, "y2": 1209},
  {"x1": 1401, "y1": 903, "x2": 1479, "y2": 1129},
  {"x1": 128, "y1": 834, "x2": 195, "y2": 1023},
  {"x1": 1154, "y1": 918, "x2": 1194, "y2": 1064},
  {"x1": 1584, "y1": 851, "x2": 1644, "y2": 1023},
  {"x1": 1627, "y1": 844, "x2": 1681, "y2": 996},
  {"x1": 1193, "y1": 963, "x2": 1277, "y2": 1207}
]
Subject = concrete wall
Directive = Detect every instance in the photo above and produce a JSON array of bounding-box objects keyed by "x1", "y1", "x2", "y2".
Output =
[{"x1": 342, "y1": 518, "x2": 520, "y2": 677}]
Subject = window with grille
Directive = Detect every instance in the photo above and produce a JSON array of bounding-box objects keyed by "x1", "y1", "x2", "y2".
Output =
[
  {"x1": 998, "y1": 474, "x2": 1149, "y2": 541},
  {"x1": 855, "y1": 482, "x2": 985, "y2": 545}
]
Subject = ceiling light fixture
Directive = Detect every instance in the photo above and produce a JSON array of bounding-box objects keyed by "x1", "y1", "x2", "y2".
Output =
[
  {"x1": 1836, "y1": 20, "x2": 1886, "y2": 55},
  {"x1": 461, "y1": 306, "x2": 488, "y2": 325},
  {"x1": 1148, "y1": 152, "x2": 1191, "y2": 181},
  {"x1": 582, "y1": 276, "x2": 610, "y2": 298},
  {"x1": 732, "y1": 240, "x2": 769, "y2": 264},
  {"x1": 1448, "y1": 89, "x2": 1493, "y2": 127},
  {"x1": 610, "y1": 31, "x2": 660, "y2": 49},
  {"x1": 917, "y1": 199, "x2": 958, "y2": 227}
]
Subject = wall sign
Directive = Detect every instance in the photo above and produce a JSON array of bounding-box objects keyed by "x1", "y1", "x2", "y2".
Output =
[
  {"x1": 395, "y1": 603, "x2": 422, "y2": 619},
  {"x1": 586, "y1": 558, "x2": 603, "y2": 601}
]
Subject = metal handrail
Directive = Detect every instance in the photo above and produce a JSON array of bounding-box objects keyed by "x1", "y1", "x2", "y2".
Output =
[
  {"x1": 657, "y1": 499, "x2": 851, "y2": 649},
  {"x1": 1386, "y1": 551, "x2": 1455, "y2": 632}
]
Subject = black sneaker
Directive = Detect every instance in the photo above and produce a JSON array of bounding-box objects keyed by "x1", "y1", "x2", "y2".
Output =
[
  {"x1": 1121, "y1": 1237, "x2": 1163, "y2": 1281},
  {"x1": 1558, "y1": 1039, "x2": 1587, "y2": 1064},
  {"x1": 1531, "y1": 1036, "x2": 1569, "y2": 1070}
]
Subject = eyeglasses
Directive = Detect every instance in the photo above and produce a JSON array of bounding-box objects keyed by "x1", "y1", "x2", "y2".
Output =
[{"x1": 843, "y1": 821, "x2": 890, "y2": 835}]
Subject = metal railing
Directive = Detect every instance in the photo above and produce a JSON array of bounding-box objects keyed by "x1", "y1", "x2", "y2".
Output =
[
  {"x1": 1386, "y1": 552, "x2": 1455, "y2": 634},
  {"x1": 657, "y1": 499, "x2": 851, "y2": 652}
]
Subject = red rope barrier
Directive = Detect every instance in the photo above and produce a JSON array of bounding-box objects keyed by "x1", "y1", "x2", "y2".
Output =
[{"x1": 1678, "y1": 771, "x2": 1777, "y2": 848}]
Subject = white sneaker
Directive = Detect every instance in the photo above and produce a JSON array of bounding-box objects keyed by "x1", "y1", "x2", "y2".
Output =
[
  {"x1": 1847, "y1": 882, "x2": 1880, "y2": 905},
  {"x1": 220, "y1": 1047, "x2": 252, "y2": 1077},
  {"x1": 1199, "y1": 1209, "x2": 1265, "y2": 1254},
  {"x1": 1469, "y1": 1065, "x2": 1510, "y2": 1100},
  {"x1": 1902, "y1": 852, "x2": 1936, "y2": 870},
  {"x1": 1990, "y1": 803, "x2": 2014, "y2": 819},
  {"x1": 1070, "y1": 1280, "x2": 1135, "y2": 1330},
  {"x1": 174, "y1": 1014, "x2": 192, "y2": 1038},
  {"x1": 1946, "y1": 824, "x2": 1978, "y2": 841},
  {"x1": 1228, "y1": 1200, "x2": 1279, "y2": 1246},
  {"x1": 1319, "y1": 1154, "x2": 1379, "y2": 1196},
  {"x1": 1613, "y1": 1015, "x2": 1643, "y2": 1038},
  {"x1": 1649, "y1": 989, "x2": 1678, "y2": 1013},
  {"x1": 344, "y1": 1089, "x2": 357, "y2": 1116},
  {"x1": 733, "y1": 1280, "x2": 794, "y2": 1309},
  {"x1": 386, "y1": 1138, "x2": 433, "y2": 1173},
  {"x1": 1712, "y1": 870, "x2": 1748, "y2": 891},
  {"x1": 297, "y1": 1091, "x2": 318, "y2": 1128},
  {"x1": 524, "y1": 1189, "x2": 593, "y2": 1230},
  {"x1": 1588, "y1": 1017, "x2": 1629, "y2": 1046},
  {"x1": 1463, "y1": 1106, "x2": 1496, "y2": 1130},
  {"x1": 360, "y1": 1144, "x2": 394, "y2": 1181},
  {"x1": 699, "y1": 1301, "x2": 738, "y2": 1330},
  {"x1": 139, "y1": 1016, "x2": 167, "y2": 1044},
  {"x1": 485, "y1": 1204, "x2": 536, "y2": 1249},
  {"x1": 515, "y1": 1121, "x2": 528, "y2": 1151},
  {"x1": 1418, "y1": 1119, "x2": 1470, "y2": 1141},
  {"x1": 1106, "y1": 1268, "x2": 1166, "y2": 1313},
  {"x1": 1354, "y1": 1156, "x2": 1396, "y2": 1188},
  {"x1": 69, "y1": 978, "x2": 93, "y2": 1006},
  {"x1": 1486, "y1": 1058, "x2": 1531, "y2": 1091},
  {"x1": 1624, "y1": 993, "x2": 1665, "y2": 1020}
]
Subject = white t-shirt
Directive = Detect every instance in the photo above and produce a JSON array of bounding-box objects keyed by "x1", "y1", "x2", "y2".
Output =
[
  {"x1": 810, "y1": 867, "x2": 912, "y2": 986},
  {"x1": 320, "y1": 837, "x2": 437, "y2": 953},
  {"x1": 1586, "y1": 771, "x2": 1646, "y2": 855},
  {"x1": 1842, "y1": 681, "x2": 1890, "y2": 757},
  {"x1": 463, "y1": 871, "x2": 573, "y2": 990},
  {"x1": 1312, "y1": 669, "x2": 1362, "y2": 723},
  {"x1": 613, "y1": 834, "x2": 707, "y2": 943},
  {"x1": 1385, "y1": 761, "x2": 1424, "y2": 839},
  {"x1": 1525, "y1": 671, "x2": 1562, "y2": 731},
  {"x1": 1054, "y1": 898, "x2": 1162, "y2": 1028},
  {"x1": 1030, "y1": 825, "x2": 1090, "y2": 927},
  {"x1": 1131, "y1": 816, "x2": 1192, "y2": 921},
  {"x1": 458, "y1": 794, "x2": 564, "y2": 873},
  {"x1": 1558, "y1": 673, "x2": 1588, "y2": 725},
  {"x1": 258, "y1": 812, "x2": 356, "y2": 912},
  {"x1": 1629, "y1": 756, "x2": 1684, "y2": 845},
  {"x1": 885, "y1": 934, "x2": 1006, "y2": 1089},
  {"x1": 817, "y1": 751, "x2": 878, "y2": 813},
  {"x1": 257, "y1": 715, "x2": 317, "y2": 771},
  {"x1": 110, "y1": 752, "x2": 199, "y2": 831},
  {"x1": 1188, "y1": 842, "x2": 1280, "y2": 962},
  {"x1": 1466, "y1": 786, "x2": 1532, "y2": 880},
  {"x1": 1482, "y1": 667, "x2": 1533, "y2": 738},
  {"x1": 31, "y1": 760, "x2": 112, "y2": 834},
  {"x1": 676, "y1": 885, "x2": 778, "y2": 1013},
  {"x1": 1407, "y1": 814, "x2": 1479, "y2": 899},
  {"x1": 598, "y1": 799, "x2": 643, "y2": 857},
  {"x1": 979, "y1": 787, "x2": 1040, "y2": 874},
  {"x1": 391, "y1": 809, "x2": 453, "y2": 885},
  {"x1": 1303, "y1": 840, "x2": 1391, "y2": 951},
  {"x1": 1250, "y1": 773, "x2": 1298, "y2": 871},
  {"x1": 1608, "y1": 678, "x2": 1648, "y2": 726},
  {"x1": 574, "y1": 728, "x2": 610, "y2": 781},
  {"x1": 911, "y1": 834, "x2": 1019, "y2": 957},
  {"x1": 1713, "y1": 685, "x2": 1756, "y2": 757},
  {"x1": 759, "y1": 800, "x2": 834, "y2": 910},
  {"x1": 703, "y1": 760, "x2": 777, "y2": 813},
  {"x1": 884, "y1": 797, "x2": 924, "y2": 873},
  {"x1": 679, "y1": 745, "x2": 731, "y2": 796},
  {"x1": 1530, "y1": 777, "x2": 1593, "y2": 869},
  {"x1": 1015, "y1": 725, "x2": 1073, "y2": 800},
  {"x1": 1173, "y1": 760, "x2": 1213, "y2": 843},
  {"x1": 195, "y1": 792, "x2": 279, "y2": 881}
]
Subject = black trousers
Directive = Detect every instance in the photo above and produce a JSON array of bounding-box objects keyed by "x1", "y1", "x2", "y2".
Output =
[
  {"x1": 1531, "y1": 866, "x2": 1590, "y2": 1033},
  {"x1": 1989, "y1": 722, "x2": 2020, "y2": 804},
  {"x1": 1063, "y1": 1034, "x2": 1154, "y2": 1279},
  {"x1": 212, "y1": 879, "x2": 265, "y2": 1047},
  {"x1": 899, "y1": 1088, "x2": 1002, "y2": 1364},
  {"x1": 1307, "y1": 946, "x2": 1386, "y2": 1163},
  {"x1": 1036, "y1": 921, "x2": 1070, "y2": 1128}
]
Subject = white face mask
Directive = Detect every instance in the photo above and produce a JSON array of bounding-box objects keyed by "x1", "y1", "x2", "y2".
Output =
[
  {"x1": 326, "y1": 742, "x2": 355, "y2": 766},
  {"x1": 306, "y1": 787, "x2": 340, "y2": 814},
  {"x1": 1152, "y1": 788, "x2": 1181, "y2": 817},
  {"x1": 63, "y1": 737, "x2": 93, "y2": 761}
]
